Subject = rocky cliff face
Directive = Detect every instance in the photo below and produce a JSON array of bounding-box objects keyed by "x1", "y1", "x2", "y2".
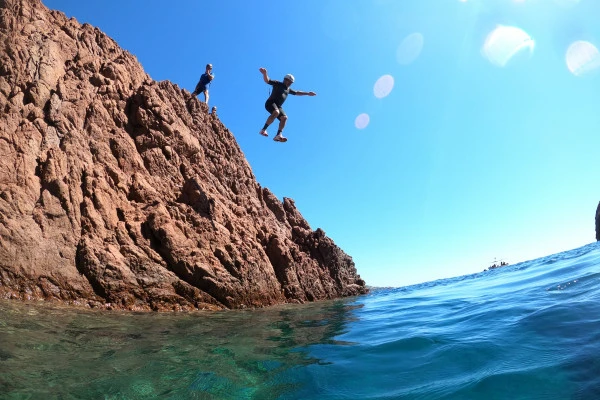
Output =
[{"x1": 0, "y1": 0, "x2": 367, "y2": 310}]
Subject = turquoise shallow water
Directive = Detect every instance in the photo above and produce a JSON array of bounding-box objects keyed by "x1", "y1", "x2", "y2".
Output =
[{"x1": 2, "y1": 242, "x2": 600, "y2": 399}]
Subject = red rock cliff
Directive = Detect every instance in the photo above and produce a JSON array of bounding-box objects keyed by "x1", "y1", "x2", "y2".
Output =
[{"x1": 0, "y1": 0, "x2": 367, "y2": 310}]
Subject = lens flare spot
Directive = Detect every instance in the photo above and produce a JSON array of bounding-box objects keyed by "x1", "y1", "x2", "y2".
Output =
[
  {"x1": 397, "y1": 33, "x2": 424, "y2": 65},
  {"x1": 482, "y1": 25, "x2": 535, "y2": 67},
  {"x1": 355, "y1": 113, "x2": 370, "y2": 130},
  {"x1": 373, "y1": 75, "x2": 394, "y2": 99},
  {"x1": 566, "y1": 41, "x2": 600, "y2": 76}
]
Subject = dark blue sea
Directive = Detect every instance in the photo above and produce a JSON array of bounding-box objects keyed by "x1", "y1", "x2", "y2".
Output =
[{"x1": 2, "y1": 242, "x2": 600, "y2": 399}]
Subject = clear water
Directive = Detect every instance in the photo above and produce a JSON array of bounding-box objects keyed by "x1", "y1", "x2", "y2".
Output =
[{"x1": 2, "y1": 242, "x2": 600, "y2": 399}]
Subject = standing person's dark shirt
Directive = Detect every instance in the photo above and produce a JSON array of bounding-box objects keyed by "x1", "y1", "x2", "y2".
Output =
[
  {"x1": 266, "y1": 80, "x2": 298, "y2": 106},
  {"x1": 196, "y1": 73, "x2": 212, "y2": 92}
]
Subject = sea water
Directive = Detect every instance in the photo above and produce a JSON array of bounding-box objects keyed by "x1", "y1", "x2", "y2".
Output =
[{"x1": 1, "y1": 242, "x2": 600, "y2": 399}]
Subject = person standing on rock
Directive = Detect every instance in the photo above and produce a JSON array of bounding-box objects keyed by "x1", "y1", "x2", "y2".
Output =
[
  {"x1": 258, "y1": 67, "x2": 316, "y2": 142},
  {"x1": 192, "y1": 63, "x2": 214, "y2": 105}
]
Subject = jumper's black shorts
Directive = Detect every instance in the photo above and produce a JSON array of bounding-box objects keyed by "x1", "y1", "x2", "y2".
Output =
[
  {"x1": 194, "y1": 83, "x2": 207, "y2": 94},
  {"x1": 265, "y1": 101, "x2": 286, "y2": 120}
]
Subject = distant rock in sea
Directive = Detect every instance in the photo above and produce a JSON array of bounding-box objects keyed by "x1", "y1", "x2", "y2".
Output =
[
  {"x1": 596, "y1": 201, "x2": 600, "y2": 241},
  {"x1": 0, "y1": 0, "x2": 367, "y2": 310}
]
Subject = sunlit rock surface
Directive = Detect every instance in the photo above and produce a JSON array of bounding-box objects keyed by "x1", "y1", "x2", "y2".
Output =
[{"x1": 0, "y1": 0, "x2": 367, "y2": 310}]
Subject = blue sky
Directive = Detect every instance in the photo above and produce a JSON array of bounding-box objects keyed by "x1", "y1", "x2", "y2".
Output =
[{"x1": 44, "y1": 0, "x2": 600, "y2": 287}]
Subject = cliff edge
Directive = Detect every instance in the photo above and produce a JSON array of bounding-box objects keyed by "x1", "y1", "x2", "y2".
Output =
[{"x1": 0, "y1": 0, "x2": 367, "y2": 310}]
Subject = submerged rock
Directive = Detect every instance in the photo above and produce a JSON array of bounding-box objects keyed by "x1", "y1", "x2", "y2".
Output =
[{"x1": 0, "y1": 0, "x2": 367, "y2": 310}]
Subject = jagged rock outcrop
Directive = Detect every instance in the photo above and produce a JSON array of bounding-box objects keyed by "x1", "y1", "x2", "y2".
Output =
[{"x1": 0, "y1": 0, "x2": 367, "y2": 310}]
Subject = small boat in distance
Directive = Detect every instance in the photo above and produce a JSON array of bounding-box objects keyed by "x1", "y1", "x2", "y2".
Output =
[{"x1": 484, "y1": 258, "x2": 509, "y2": 271}]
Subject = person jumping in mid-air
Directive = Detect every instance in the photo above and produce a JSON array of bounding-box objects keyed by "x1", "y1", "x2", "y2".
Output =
[
  {"x1": 258, "y1": 67, "x2": 316, "y2": 142},
  {"x1": 192, "y1": 63, "x2": 214, "y2": 104}
]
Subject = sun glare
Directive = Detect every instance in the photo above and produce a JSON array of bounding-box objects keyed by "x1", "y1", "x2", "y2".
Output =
[
  {"x1": 482, "y1": 25, "x2": 535, "y2": 67},
  {"x1": 373, "y1": 75, "x2": 395, "y2": 99},
  {"x1": 355, "y1": 113, "x2": 370, "y2": 130},
  {"x1": 397, "y1": 33, "x2": 424, "y2": 65},
  {"x1": 566, "y1": 41, "x2": 600, "y2": 77}
]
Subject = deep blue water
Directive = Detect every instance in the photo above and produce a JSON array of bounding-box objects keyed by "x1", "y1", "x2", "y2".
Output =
[{"x1": 2, "y1": 242, "x2": 600, "y2": 399}]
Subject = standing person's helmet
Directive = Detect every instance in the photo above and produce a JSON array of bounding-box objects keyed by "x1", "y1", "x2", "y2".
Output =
[
  {"x1": 283, "y1": 74, "x2": 295, "y2": 83},
  {"x1": 206, "y1": 64, "x2": 213, "y2": 69}
]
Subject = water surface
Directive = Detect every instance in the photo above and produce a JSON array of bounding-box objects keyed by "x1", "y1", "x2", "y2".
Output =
[{"x1": 2, "y1": 242, "x2": 600, "y2": 399}]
